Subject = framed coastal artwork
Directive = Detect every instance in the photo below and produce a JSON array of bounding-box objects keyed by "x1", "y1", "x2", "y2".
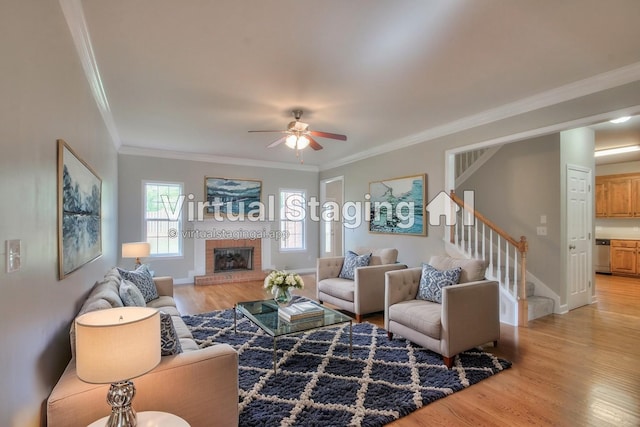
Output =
[
  {"x1": 369, "y1": 174, "x2": 427, "y2": 236},
  {"x1": 204, "y1": 177, "x2": 262, "y2": 217},
  {"x1": 57, "y1": 139, "x2": 102, "y2": 279}
]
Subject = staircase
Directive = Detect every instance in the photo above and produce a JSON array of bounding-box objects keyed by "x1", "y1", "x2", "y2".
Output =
[
  {"x1": 455, "y1": 146, "x2": 501, "y2": 187},
  {"x1": 525, "y1": 282, "x2": 554, "y2": 321},
  {"x1": 447, "y1": 191, "x2": 555, "y2": 325}
]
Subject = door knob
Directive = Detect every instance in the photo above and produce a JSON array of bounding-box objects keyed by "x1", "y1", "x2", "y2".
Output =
[{"x1": 569, "y1": 244, "x2": 576, "y2": 250}]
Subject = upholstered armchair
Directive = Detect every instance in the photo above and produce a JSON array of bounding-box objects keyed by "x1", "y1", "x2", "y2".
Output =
[
  {"x1": 384, "y1": 255, "x2": 500, "y2": 368},
  {"x1": 316, "y1": 247, "x2": 406, "y2": 322}
]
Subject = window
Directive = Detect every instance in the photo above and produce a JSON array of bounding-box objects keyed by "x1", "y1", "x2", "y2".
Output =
[
  {"x1": 144, "y1": 181, "x2": 183, "y2": 257},
  {"x1": 280, "y1": 189, "x2": 306, "y2": 251}
]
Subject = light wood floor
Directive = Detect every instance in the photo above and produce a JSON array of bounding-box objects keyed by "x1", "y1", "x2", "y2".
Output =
[{"x1": 174, "y1": 274, "x2": 640, "y2": 427}]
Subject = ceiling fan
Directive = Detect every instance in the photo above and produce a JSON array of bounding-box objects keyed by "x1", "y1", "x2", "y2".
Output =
[{"x1": 248, "y1": 110, "x2": 347, "y2": 152}]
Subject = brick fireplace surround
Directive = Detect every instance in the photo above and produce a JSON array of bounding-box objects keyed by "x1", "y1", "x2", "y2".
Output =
[{"x1": 194, "y1": 239, "x2": 266, "y2": 285}]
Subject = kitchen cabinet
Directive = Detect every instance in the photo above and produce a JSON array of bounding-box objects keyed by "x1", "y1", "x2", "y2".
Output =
[
  {"x1": 595, "y1": 180, "x2": 607, "y2": 217},
  {"x1": 611, "y1": 240, "x2": 638, "y2": 276},
  {"x1": 596, "y1": 173, "x2": 640, "y2": 218},
  {"x1": 633, "y1": 177, "x2": 640, "y2": 216}
]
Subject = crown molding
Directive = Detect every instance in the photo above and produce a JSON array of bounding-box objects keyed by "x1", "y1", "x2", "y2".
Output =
[
  {"x1": 320, "y1": 62, "x2": 640, "y2": 171},
  {"x1": 118, "y1": 145, "x2": 320, "y2": 172},
  {"x1": 59, "y1": 0, "x2": 121, "y2": 149}
]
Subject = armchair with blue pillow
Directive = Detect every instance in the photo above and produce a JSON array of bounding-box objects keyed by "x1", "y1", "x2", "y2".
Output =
[
  {"x1": 384, "y1": 255, "x2": 500, "y2": 368},
  {"x1": 316, "y1": 247, "x2": 406, "y2": 322}
]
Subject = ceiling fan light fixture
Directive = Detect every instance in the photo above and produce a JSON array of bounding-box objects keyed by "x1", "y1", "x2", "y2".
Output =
[
  {"x1": 285, "y1": 134, "x2": 311, "y2": 150},
  {"x1": 285, "y1": 134, "x2": 298, "y2": 149},
  {"x1": 297, "y1": 135, "x2": 310, "y2": 149}
]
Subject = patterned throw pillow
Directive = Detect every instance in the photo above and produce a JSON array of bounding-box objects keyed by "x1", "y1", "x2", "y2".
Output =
[
  {"x1": 338, "y1": 250, "x2": 372, "y2": 280},
  {"x1": 119, "y1": 279, "x2": 146, "y2": 307},
  {"x1": 417, "y1": 263, "x2": 462, "y2": 304},
  {"x1": 160, "y1": 311, "x2": 182, "y2": 356},
  {"x1": 117, "y1": 265, "x2": 158, "y2": 303}
]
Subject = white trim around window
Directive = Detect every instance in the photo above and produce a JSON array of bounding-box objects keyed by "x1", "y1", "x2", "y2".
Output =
[
  {"x1": 279, "y1": 188, "x2": 306, "y2": 252},
  {"x1": 143, "y1": 180, "x2": 183, "y2": 257}
]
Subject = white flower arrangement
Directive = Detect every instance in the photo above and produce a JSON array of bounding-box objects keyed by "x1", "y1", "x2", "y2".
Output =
[{"x1": 263, "y1": 270, "x2": 304, "y2": 293}]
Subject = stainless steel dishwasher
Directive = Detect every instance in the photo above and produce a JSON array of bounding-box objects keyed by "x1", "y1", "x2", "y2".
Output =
[{"x1": 595, "y1": 239, "x2": 611, "y2": 274}]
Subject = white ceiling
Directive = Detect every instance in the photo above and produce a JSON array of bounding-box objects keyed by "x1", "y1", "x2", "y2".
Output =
[{"x1": 73, "y1": 0, "x2": 640, "y2": 168}]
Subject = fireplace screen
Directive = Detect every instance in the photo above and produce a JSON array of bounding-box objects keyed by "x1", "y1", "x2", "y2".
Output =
[{"x1": 214, "y1": 247, "x2": 254, "y2": 272}]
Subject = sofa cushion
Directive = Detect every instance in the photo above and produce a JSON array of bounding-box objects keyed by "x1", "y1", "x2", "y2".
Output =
[
  {"x1": 429, "y1": 256, "x2": 487, "y2": 283},
  {"x1": 146, "y1": 297, "x2": 178, "y2": 312},
  {"x1": 159, "y1": 312, "x2": 183, "y2": 356},
  {"x1": 355, "y1": 247, "x2": 398, "y2": 265},
  {"x1": 118, "y1": 265, "x2": 158, "y2": 302},
  {"x1": 339, "y1": 250, "x2": 371, "y2": 280},
  {"x1": 318, "y1": 277, "x2": 355, "y2": 301},
  {"x1": 417, "y1": 263, "x2": 461, "y2": 304},
  {"x1": 119, "y1": 279, "x2": 146, "y2": 307},
  {"x1": 388, "y1": 299, "x2": 442, "y2": 339}
]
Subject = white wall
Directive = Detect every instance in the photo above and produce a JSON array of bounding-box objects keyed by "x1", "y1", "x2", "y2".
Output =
[
  {"x1": 0, "y1": 2, "x2": 118, "y2": 426},
  {"x1": 118, "y1": 154, "x2": 320, "y2": 281},
  {"x1": 458, "y1": 134, "x2": 562, "y2": 297},
  {"x1": 320, "y1": 140, "x2": 452, "y2": 268}
]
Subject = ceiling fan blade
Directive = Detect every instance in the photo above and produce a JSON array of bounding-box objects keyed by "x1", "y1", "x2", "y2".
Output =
[
  {"x1": 266, "y1": 136, "x2": 286, "y2": 148},
  {"x1": 248, "y1": 130, "x2": 287, "y2": 133},
  {"x1": 308, "y1": 137, "x2": 323, "y2": 151},
  {"x1": 309, "y1": 130, "x2": 347, "y2": 141}
]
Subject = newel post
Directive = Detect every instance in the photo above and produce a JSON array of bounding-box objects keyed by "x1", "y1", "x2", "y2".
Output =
[{"x1": 517, "y1": 236, "x2": 529, "y2": 327}]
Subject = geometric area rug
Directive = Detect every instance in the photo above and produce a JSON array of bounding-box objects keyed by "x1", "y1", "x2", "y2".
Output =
[{"x1": 182, "y1": 307, "x2": 511, "y2": 427}]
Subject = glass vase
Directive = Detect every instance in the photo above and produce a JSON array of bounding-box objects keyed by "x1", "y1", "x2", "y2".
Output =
[{"x1": 273, "y1": 287, "x2": 293, "y2": 307}]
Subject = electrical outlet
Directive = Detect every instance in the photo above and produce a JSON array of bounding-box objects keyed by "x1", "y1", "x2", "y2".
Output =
[{"x1": 536, "y1": 226, "x2": 547, "y2": 236}]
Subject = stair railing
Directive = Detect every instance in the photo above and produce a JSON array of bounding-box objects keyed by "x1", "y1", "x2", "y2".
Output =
[{"x1": 449, "y1": 191, "x2": 529, "y2": 326}]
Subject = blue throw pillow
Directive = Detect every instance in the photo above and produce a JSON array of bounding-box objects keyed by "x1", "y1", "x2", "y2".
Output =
[
  {"x1": 338, "y1": 251, "x2": 372, "y2": 280},
  {"x1": 117, "y1": 265, "x2": 158, "y2": 303},
  {"x1": 119, "y1": 279, "x2": 146, "y2": 307},
  {"x1": 159, "y1": 311, "x2": 182, "y2": 356},
  {"x1": 417, "y1": 263, "x2": 462, "y2": 304}
]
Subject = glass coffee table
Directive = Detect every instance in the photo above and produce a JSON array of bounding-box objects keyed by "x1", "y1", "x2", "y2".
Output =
[{"x1": 234, "y1": 299, "x2": 352, "y2": 373}]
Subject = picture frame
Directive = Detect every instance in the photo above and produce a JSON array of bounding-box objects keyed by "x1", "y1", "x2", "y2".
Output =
[
  {"x1": 369, "y1": 173, "x2": 427, "y2": 236},
  {"x1": 204, "y1": 177, "x2": 262, "y2": 217},
  {"x1": 57, "y1": 139, "x2": 102, "y2": 279}
]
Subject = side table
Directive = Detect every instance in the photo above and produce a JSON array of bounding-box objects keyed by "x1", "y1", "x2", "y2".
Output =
[{"x1": 87, "y1": 411, "x2": 190, "y2": 427}]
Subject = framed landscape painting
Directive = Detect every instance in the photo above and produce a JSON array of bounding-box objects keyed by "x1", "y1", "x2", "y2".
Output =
[
  {"x1": 369, "y1": 174, "x2": 427, "y2": 236},
  {"x1": 205, "y1": 177, "x2": 262, "y2": 217},
  {"x1": 57, "y1": 139, "x2": 102, "y2": 279}
]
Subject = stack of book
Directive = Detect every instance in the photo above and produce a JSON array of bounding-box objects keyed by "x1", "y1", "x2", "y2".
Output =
[{"x1": 278, "y1": 301, "x2": 323, "y2": 322}]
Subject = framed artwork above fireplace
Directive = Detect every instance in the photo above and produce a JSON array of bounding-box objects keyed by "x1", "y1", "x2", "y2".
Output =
[{"x1": 204, "y1": 177, "x2": 262, "y2": 217}]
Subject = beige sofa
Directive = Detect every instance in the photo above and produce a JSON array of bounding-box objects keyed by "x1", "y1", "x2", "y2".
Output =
[
  {"x1": 317, "y1": 247, "x2": 406, "y2": 321},
  {"x1": 384, "y1": 256, "x2": 500, "y2": 368},
  {"x1": 47, "y1": 268, "x2": 239, "y2": 427}
]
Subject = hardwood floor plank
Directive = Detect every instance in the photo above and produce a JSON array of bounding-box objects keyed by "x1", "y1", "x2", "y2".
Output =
[{"x1": 173, "y1": 273, "x2": 640, "y2": 426}]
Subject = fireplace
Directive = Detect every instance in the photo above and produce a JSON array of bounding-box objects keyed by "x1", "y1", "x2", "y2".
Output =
[
  {"x1": 195, "y1": 238, "x2": 264, "y2": 285},
  {"x1": 214, "y1": 247, "x2": 253, "y2": 272}
]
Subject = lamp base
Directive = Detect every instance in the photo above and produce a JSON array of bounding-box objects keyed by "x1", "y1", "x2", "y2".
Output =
[{"x1": 106, "y1": 381, "x2": 137, "y2": 427}]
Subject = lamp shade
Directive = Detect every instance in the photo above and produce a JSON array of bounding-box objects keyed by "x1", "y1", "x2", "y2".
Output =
[
  {"x1": 122, "y1": 242, "x2": 151, "y2": 258},
  {"x1": 75, "y1": 307, "x2": 160, "y2": 384}
]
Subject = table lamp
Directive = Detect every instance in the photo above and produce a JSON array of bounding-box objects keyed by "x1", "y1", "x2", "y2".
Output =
[
  {"x1": 122, "y1": 242, "x2": 151, "y2": 268},
  {"x1": 75, "y1": 307, "x2": 160, "y2": 427}
]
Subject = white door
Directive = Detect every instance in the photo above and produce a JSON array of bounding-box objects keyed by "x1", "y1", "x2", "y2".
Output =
[
  {"x1": 320, "y1": 177, "x2": 344, "y2": 257},
  {"x1": 567, "y1": 165, "x2": 592, "y2": 310}
]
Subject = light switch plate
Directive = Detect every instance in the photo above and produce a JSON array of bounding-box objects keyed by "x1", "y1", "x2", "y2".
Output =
[
  {"x1": 6, "y1": 239, "x2": 21, "y2": 273},
  {"x1": 540, "y1": 215, "x2": 547, "y2": 224}
]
